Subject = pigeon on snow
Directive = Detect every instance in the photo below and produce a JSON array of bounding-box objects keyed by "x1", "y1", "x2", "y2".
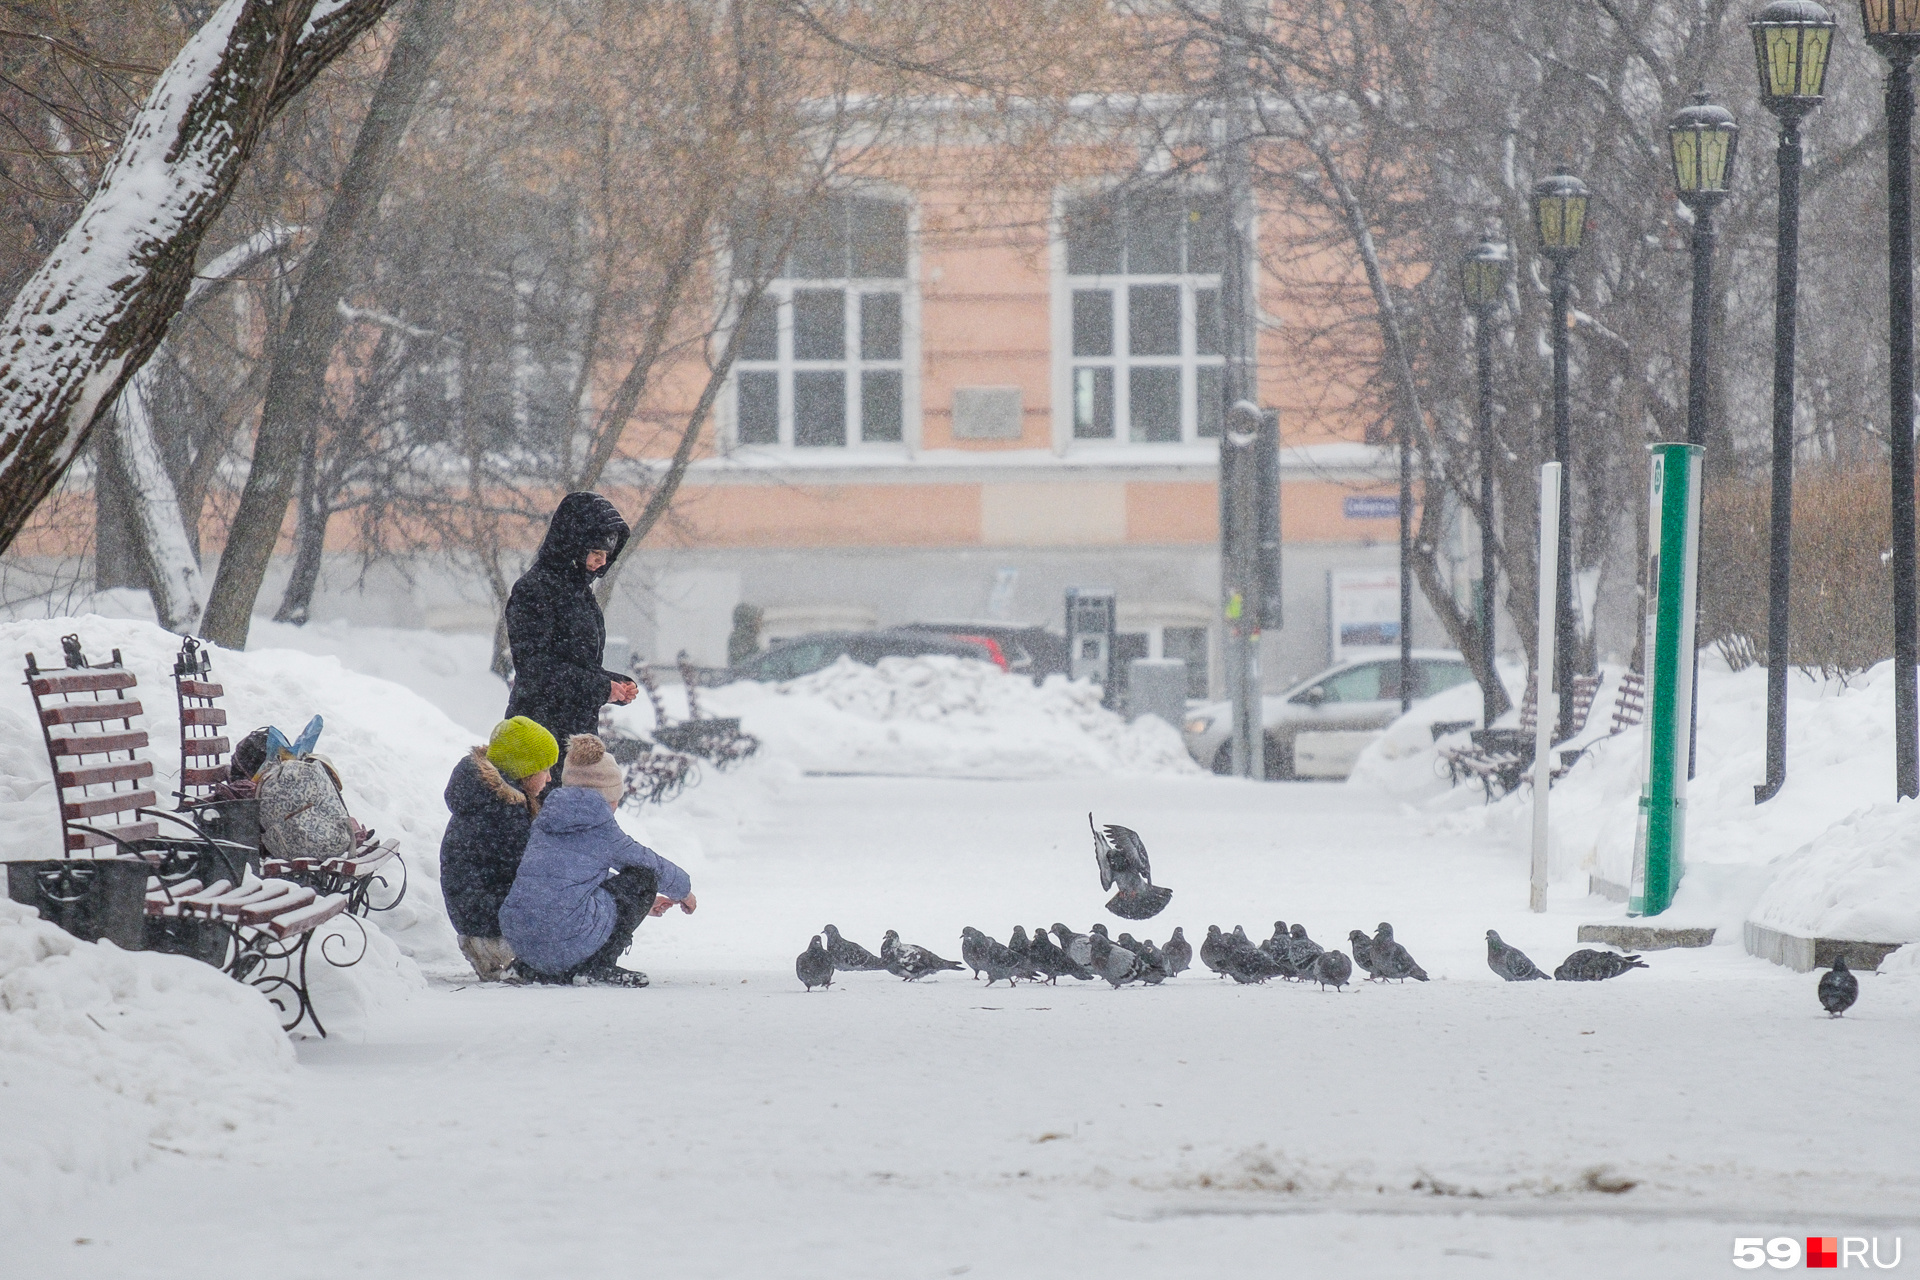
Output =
[
  {"x1": 1311, "y1": 948, "x2": 1353, "y2": 991},
  {"x1": 1285, "y1": 923, "x2": 1325, "y2": 978},
  {"x1": 1052, "y1": 923, "x2": 1093, "y2": 968},
  {"x1": 1553, "y1": 948, "x2": 1648, "y2": 982},
  {"x1": 796, "y1": 936, "x2": 835, "y2": 992},
  {"x1": 1372, "y1": 922, "x2": 1430, "y2": 982},
  {"x1": 1089, "y1": 813, "x2": 1173, "y2": 920},
  {"x1": 1485, "y1": 930, "x2": 1552, "y2": 982},
  {"x1": 1199, "y1": 925, "x2": 1233, "y2": 976},
  {"x1": 1221, "y1": 941, "x2": 1285, "y2": 984},
  {"x1": 1160, "y1": 926, "x2": 1193, "y2": 976},
  {"x1": 881, "y1": 930, "x2": 964, "y2": 981},
  {"x1": 1008, "y1": 926, "x2": 1046, "y2": 981},
  {"x1": 962, "y1": 927, "x2": 1023, "y2": 987},
  {"x1": 1087, "y1": 928, "x2": 1143, "y2": 988},
  {"x1": 1259, "y1": 921, "x2": 1290, "y2": 962},
  {"x1": 1818, "y1": 956, "x2": 1859, "y2": 1017},
  {"x1": 1349, "y1": 929, "x2": 1385, "y2": 982},
  {"x1": 822, "y1": 924, "x2": 888, "y2": 972},
  {"x1": 1028, "y1": 925, "x2": 1093, "y2": 983},
  {"x1": 959, "y1": 926, "x2": 989, "y2": 979},
  {"x1": 1119, "y1": 934, "x2": 1168, "y2": 985}
]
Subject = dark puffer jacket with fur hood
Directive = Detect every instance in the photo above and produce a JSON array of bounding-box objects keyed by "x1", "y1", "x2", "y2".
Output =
[{"x1": 439, "y1": 746, "x2": 542, "y2": 938}]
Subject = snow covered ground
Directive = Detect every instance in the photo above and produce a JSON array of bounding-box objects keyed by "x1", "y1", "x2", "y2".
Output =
[{"x1": 2, "y1": 621, "x2": 1916, "y2": 1276}]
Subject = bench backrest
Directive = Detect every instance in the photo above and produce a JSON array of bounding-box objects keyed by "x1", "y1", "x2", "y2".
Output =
[
  {"x1": 26, "y1": 636, "x2": 158, "y2": 851},
  {"x1": 1516, "y1": 671, "x2": 1602, "y2": 736},
  {"x1": 173, "y1": 637, "x2": 230, "y2": 803}
]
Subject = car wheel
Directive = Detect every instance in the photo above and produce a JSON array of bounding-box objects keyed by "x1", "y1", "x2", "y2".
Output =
[
  {"x1": 1264, "y1": 734, "x2": 1295, "y2": 780},
  {"x1": 1211, "y1": 743, "x2": 1233, "y2": 775}
]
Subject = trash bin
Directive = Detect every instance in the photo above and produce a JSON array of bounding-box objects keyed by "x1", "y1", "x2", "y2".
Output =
[
  {"x1": 6, "y1": 858, "x2": 148, "y2": 949},
  {"x1": 1127, "y1": 658, "x2": 1188, "y2": 731}
]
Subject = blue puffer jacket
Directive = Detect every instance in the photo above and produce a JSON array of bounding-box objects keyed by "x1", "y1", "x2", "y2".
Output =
[{"x1": 498, "y1": 787, "x2": 692, "y2": 975}]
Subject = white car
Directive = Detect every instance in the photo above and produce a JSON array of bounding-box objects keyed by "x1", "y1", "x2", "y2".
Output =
[{"x1": 1182, "y1": 650, "x2": 1477, "y2": 779}]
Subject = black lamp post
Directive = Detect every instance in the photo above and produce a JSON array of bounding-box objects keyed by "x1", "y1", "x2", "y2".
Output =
[
  {"x1": 1860, "y1": 0, "x2": 1920, "y2": 800},
  {"x1": 1668, "y1": 90, "x2": 1739, "y2": 778},
  {"x1": 1532, "y1": 172, "x2": 1589, "y2": 741},
  {"x1": 1462, "y1": 241, "x2": 1509, "y2": 730},
  {"x1": 1749, "y1": 0, "x2": 1836, "y2": 803}
]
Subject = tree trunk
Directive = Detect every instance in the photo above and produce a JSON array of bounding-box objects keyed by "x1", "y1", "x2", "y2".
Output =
[
  {"x1": 201, "y1": 0, "x2": 455, "y2": 648},
  {"x1": 92, "y1": 427, "x2": 147, "y2": 592},
  {"x1": 272, "y1": 426, "x2": 326, "y2": 624},
  {"x1": 0, "y1": 0, "x2": 397, "y2": 564}
]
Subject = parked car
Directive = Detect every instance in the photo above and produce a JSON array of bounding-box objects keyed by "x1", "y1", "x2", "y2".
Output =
[
  {"x1": 893, "y1": 622, "x2": 1069, "y2": 683},
  {"x1": 1182, "y1": 650, "x2": 1477, "y2": 779},
  {"x1": 725, "y1": 629, "x2": 1001, "y2": 683}
]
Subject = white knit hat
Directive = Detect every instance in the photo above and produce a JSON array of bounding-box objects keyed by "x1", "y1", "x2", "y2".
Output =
[{"x1": 562, "y1": 734, "x2": 625, "y2": 807}]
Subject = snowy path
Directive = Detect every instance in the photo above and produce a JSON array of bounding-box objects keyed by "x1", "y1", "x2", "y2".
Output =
[{"x1": 16, "y1": 776, "x2": 1920, "y2": 1278}]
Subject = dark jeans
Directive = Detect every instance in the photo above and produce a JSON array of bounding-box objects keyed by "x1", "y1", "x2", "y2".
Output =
[{"x1": 563, "y1": 866, "x2": 657, "y2": 978}]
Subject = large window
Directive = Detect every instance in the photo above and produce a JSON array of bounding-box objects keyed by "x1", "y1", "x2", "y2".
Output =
[
  {"x1": 734, "y1": 194, "x2": 910, "y2": 449},
  {"x1": 1061, "y1": 188, "x2": 1228, "y2": 445}
]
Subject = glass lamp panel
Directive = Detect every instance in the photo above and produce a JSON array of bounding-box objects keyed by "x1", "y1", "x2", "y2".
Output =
[
  {"x1": 1866, "y1": 0, "x2": 1890, "y2": 31},
  {"x1": 1462, "y1": 257, "x2": 1502, "y2": 306},
  {"x1": 1670, "y1": 129, "x2": 1701, "y2": 193},
  {"x1": 1562, "y1": 196, "x2": 1588, "y2": 249},
  {"x1": 1536, "y1": 197, "x2": 1564, "y2": 249},
  {"x1": 1800, "y1": 26, "x2": 1832, "y2": 96},
  {"x1": 1893, "y1": 0, "x2": 1920, "y2": 35},
  {"x1": 1760, "y1": 26, "x2": 1798, "y2": 97},
  {"x1": 1699, "y1": 130, "x2": 1732, "y2": 190}
]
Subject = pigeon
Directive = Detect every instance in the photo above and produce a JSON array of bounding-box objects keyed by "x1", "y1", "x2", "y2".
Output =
[
  {"x1": 1348, "y1": 929, "x2": 1386, "y2": 982},
  {"x1": 1818, "y1": 956, "x2": 1859, "y2": 1017},
  {"x1": 1028, "y1": 925, "x2": 1093, "y2": 983},
  {"x1": 822, "y1": 924, "x2": 888, "y2": 972},
  {"x1": 1259, "y1": 920, "x2": 1289, "y2": 961},
  {"x1": 1087, "y1": 928, "x2": 1142, "y2": 988},
  {"x1": 1311, "y1": 947, "x2": 1353, "y2": 991},
  {"x1": 1161, "y1": 926, "x2": 1193, "y2": 975},
  {"x1": 1008, "y1": 926, "x2": 1046, "y2": 980},
  {"x1": 1089, "y1": 813, "x2": 1173, "y2": 919},
  {"x1": 1285, "y1": 923, "x2": 1325, "y2": 979},
  {"x1": 1371, "y1": 923, "x2": 1430, "y2": 982},
  {"x1": 959, "y1": 926, "x2": 989, "y2": 979},
  {"x1": 1200, "y1": 925, "x2": 1233, "y2": 976},
  {"x1": 1052, "y1": 923, "x2": 1093, "y2": 968},
  {"x1": 960, "y1": 928, "x2": 1021, "y2": 987},
  {"x1": 1485, "y1": 930, "x2": 1552, "y2": 982},
  {"x1": 1136, "y1": 940, "x2": 1171, "y2": 984},
  {"x1": 796, "y1": 936, "x2": 835, "y2": 992},
  {"x1": 1221, "y1": 940, "x2": 1285, "y2": 984},
  {"x1": 881, "y1": 929, "x2": 964, "y2": 981},
  {"x1": 1553, "y1": 948, "x2": 1649, "y2": 982}
]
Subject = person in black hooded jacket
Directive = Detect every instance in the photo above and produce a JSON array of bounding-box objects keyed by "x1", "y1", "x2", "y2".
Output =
[{"x1": 504, "y1": 492, "x2": 639, "y2": 745}]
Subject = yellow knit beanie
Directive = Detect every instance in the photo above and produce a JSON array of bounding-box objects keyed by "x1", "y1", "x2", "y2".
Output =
[{"x1": 486, "y1": 716, "x2": 559, "y2": 781}]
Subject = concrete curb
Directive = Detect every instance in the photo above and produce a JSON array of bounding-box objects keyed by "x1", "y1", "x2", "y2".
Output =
[
  {"x1": 1576, "y1": 923, "x2": 1715, "y2": 950},
  {"x1": 1742, "y1": 922, "x2": 1906, "y2": 973}
]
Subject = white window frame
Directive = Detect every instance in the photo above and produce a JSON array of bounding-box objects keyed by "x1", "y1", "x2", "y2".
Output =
[
  {"x1": 1049, "y1": 185, "x2": 1229, "y2": 453},
  {"x1": 726, "y1": 193, "x2": 920, "y2": 454}
]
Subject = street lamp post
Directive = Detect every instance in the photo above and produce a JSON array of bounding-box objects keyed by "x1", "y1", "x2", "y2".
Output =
[
  {"x1": 1532, "y1": 173, "x2": 1590, "y2": 741},
  {"x1": 1860, "y1": 0, "x2": 1920, "y2": 800},
  {"x1": 1667, "y1": 91, "x2": 1739, "y2": 779},
  {"x1": 1749, "y1": 0, "x2": 1836, "y2": 803},
  {"x1": 1462, "y1": 241, "x2": 1510, "y2": 730}
]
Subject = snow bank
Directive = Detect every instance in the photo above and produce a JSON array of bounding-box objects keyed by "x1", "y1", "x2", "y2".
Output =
[
  {"x1": 1345, "y1": 665, "x2": 1526, "y2": 802},
  {"x1": 0, "y1": 616, "x2": 465, "y2": 983},
  {"x1": 1748, "y1": 801, "x2": 1920, "y2": 943},
  {"x1": 0, "y1": 898, "x2": 293, "y2": 1226},
  {"x1": 610, "y1": 655, "x2": 1200, "y2": 779}
]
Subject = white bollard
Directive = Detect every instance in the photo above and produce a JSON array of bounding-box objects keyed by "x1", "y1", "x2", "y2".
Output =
[{"x1": 1530, "y1": 462, "x2": 1561, "y2": 913}]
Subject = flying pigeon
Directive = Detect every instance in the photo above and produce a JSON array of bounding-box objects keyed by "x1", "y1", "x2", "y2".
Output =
[
  {"x1": 1485, "y1": 930, "x2": 1552, "y2": 982},
  {"x1": 1348, "y1": 929, "x2": 1385, "y2": 982},
  {"x1": 822, "y1": 924, "x2": 888, "y2": 972},
  {"x1": 1818, "y1": 956, "x2": 1859, "y2": 1017},
  {"x1": 1372, "y1": 923, "x2": 1430, "y2": 982},
  {"x1": 960, "y1": 927, "x2": 1022, "y2": 987},
  {"x1": 1200, "y1": 925, "x2": 1233, "y2": 976},
  {"x1": 1087, "y1": 928, "x2": 1142, "y2": 988},
  {"x1": 1311, "y1": 947, "x2": 1353, "y2": 991},
  {"x1": 959, "y1": 926, "x2": 989, "y2": 979},
  {"x1": 796, "y1": 936, "x2": 835, "y2": 992},
  {"x1": 1051, "y1": 923, "x2": 1093, "y2": 969},
  {"x1": 1553, "y1": 948, "x2": 1649, "y2": 982},
  {"x1": 881, "y1": 929, "x2": 964, "y2": 981},
  {"x1": 1028, "y1": 925, "x2": 1093, "y2": 983},
  {"x1": 1161, "y1": 926, "x2": 1193, "y2": 976},
  {"x1": 1285, "y1": 923, "x2": 1325, "y2": 978},
  {"x1": 1089, "y1": 814, "x2": 1173, "y2": 920}
]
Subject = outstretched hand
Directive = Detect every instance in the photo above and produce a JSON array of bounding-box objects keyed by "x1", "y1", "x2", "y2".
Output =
[
  {"x1": 609, "y1": 679, "x2": 639, "y2": 705},
  {"x1": 650, "y1": 893, "x2": 697, "y2": 917}
]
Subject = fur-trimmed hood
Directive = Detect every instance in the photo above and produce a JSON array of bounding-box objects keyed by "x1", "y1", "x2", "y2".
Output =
[{"x1": 465, "y1": 745, "x2": 541, "y2": 817}]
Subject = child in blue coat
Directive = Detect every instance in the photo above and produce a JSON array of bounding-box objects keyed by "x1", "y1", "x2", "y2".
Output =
[{"x1": 500, "y1": 735, "x2": 696, "y2": 986}]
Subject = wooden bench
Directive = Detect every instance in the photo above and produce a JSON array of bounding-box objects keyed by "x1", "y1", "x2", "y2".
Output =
[
  {"x1": 14, "y1": 636, "x2": 359, "y2": 1036},
  {"x1": 1441, "y1": 671, "x2": 1600, "y2": 800}
]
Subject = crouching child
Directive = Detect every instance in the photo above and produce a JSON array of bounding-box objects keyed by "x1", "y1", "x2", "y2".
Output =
[
  {"x1": 440, "y1": 716, "x2": 559, "y2": 981},
  {"x1": 499, "y1": 734, "x2": 695, "y2": 987}
]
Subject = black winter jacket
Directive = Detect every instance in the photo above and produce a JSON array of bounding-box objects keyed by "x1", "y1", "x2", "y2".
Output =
[
  {"x1": 439, "y1": 748, "x2": 542, "y2": 938},
  {"x1": 503, "y1": 492, "x2": 630, "y2": 744}
]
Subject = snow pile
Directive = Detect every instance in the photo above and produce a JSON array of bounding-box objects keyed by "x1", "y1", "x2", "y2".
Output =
[
  {"x1": 621, "y1": 656, "x2": 1201, "y2": 779},
  {"x1": 0, "y1": 616, "x2": 466, "y2": 982},
  {"x1": 1748, "y1": 801, "x2": 1920, "y2": 943},
  {"x1": 246, "y1": 619, "x2": 508, "y2": 737},
  {"x1": 0, "y1": 898, "x2": 293, "y2": 1226},
  {"x1": 1345, "y1": 666, "x2": 1525, "y2": 800},
  {"x1": 1354, "y1": 654, "x2": 1920, "y2": 946}
]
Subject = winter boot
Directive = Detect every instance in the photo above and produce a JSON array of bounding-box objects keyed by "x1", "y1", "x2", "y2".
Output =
[
  {"x1": 576, "y1": 964, "x2": 650, "y2": 988},
  {"x1": 458, "y1": 935, "x2": 517, "y2": 983}
]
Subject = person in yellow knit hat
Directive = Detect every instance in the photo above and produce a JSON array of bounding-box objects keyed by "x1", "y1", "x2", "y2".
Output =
[{"x1": 439, "y1": 716, "x2": 559, "y2": 981}]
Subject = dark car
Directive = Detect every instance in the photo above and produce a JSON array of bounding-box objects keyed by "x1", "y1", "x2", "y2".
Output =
[
  {"x1": 727, "y1": 630, "x2": 999, "y2": 683},
  {"x1": 893, "y1": 623, "x2": 1069, "y2": 683}
]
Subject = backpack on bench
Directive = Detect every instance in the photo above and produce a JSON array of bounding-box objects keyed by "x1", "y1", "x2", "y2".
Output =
[{"x1": 254, "y1": 717, "x2": 354, "y2": 862}]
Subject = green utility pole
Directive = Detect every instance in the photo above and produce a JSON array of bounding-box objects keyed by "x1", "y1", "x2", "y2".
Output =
[{"x1": 1630, "y1": 443, "x2": 1704, "y2": 916}]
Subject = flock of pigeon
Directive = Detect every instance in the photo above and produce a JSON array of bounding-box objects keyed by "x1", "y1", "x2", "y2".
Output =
[{"x1": 791, "y1": 814, "x2": 1865, "y2": 1016}]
